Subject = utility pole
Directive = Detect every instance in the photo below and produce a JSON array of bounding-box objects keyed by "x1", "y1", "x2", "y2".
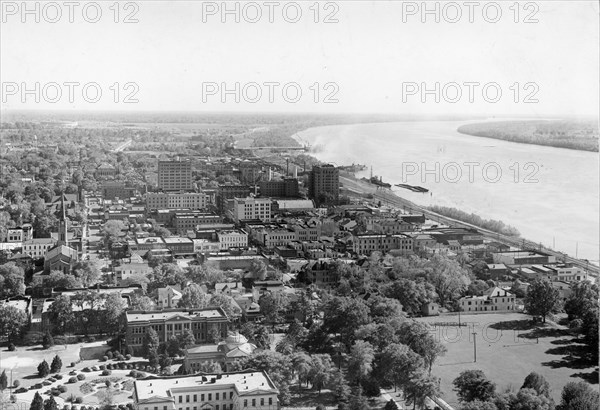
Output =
[{"x1": 472, "y1": 331, "x2": 478, "y2": 362}]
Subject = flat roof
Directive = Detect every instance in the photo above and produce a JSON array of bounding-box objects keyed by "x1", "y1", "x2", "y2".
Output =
[
  {"x1": 126, "y1": 308, "x2": 226, "y2": 323},
  {"x1": 134, "y1": 371, "x2": 278, "y2": 402}
]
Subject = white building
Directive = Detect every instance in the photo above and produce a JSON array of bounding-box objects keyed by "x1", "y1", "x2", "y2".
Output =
[
  {"x1": 193, "y1": 239, "x2": 221, "y2": 254},
  {"x1": 232, "y1": 198, "x2": 272, "y2": 223},
  {"x1": 218, "y1": 230, "x2": 249, "y2": 250},
  {"x1": 133, "y1": 371, "x2": 279, "y2": 410},
  {"x1": 115, "y1": 262, "x2": 153, "y2": 283},
  {"x1": 22, "y1": 238, "x2": 58, "y2": 259}
]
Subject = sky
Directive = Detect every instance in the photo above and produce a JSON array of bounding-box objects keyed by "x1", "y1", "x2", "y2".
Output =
[{"x1": 1, "y1": 0, "x2": 599, "y2": 117}]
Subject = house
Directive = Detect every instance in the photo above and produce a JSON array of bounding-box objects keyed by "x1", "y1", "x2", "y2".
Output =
[
  {"x1": 459, "y1": 287, "x2": 516, "y2": 312},
  {"x1": 184, "y1": 332, "x2": 257, "y2": 372},
  {"x1": 157, "y1": 286, "x2": 183, "y2": 308},
  {"x1": 115, "y1": 262, "x2": 153, "y2": 283},
  {"x1": 215, "y1": 282, "x2": 244, "y2": 297},
  {"x1": 133, "y1": 370, "x2": 279, "y2": 410}
]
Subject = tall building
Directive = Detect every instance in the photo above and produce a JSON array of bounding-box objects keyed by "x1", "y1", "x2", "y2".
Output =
[
  {"x1": 217, "y1": 185, "x2": 251, "y2": 211},
  {"x1": 308, "y1": 164, "x2": 339, "y2": 206},
  {"x1": 158, "y1": 160, "x2": 193, "y2": 191}
]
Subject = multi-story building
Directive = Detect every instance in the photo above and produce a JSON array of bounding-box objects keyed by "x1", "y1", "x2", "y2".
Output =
[
  {"x1": 351, "y1": 234, "x2": 413, "y2": 255},
  {"x1": 364, "y1": 218, "x2": 414, "y2": 234},
  {"x1": 547, "y1": 264, "x2": 588, "y2": 282},
  {"x1": 163, "y1": 237, "x2": 195, "y2": 256},
  {"x1": 459, "y1": 287, "x2": 516, "y2": 312},
  {"x1": 128, "y1": 237, "x2": 166, "y2": 252},
  {"x1": 101, "y1": 182, "x2": 138, "y2": 200},
  {"x1": 125, "y1": 308, "x2": 230, "y2": 352},
  {"x1": 4, "y1": 224, "x2": 34, "y2": 243},
  {"x1": 158, "y1": 160, "x2": 193, "y2": 191},
  {"x1": 290, "y1": 222, "x2": 321, "y2": 242},
  {"x1": 192, "y1": 239, "x2": 221, "y2": 254},
  {"x1": 308, "y1": 164, "x2": 339, "y2": 206},
  {"x1": 146, "y1": 192, "x2": 209, "y2": 211},
  {"x1": 217, "y1": 230, "x2": 249, "y2": 250},
  {"x1": 22, "y1": 238, "x2": 58, "y2": 259},
  {"x1": 252, "y1": 226, "x2": 298, "y2": 248},
  {"x1": 259, "y1": 178, "x2": 299, "y2": 198},
  {"x1": 133, "y1": 370, "x2": 279, "y2": 410},
  {"x1": 302, "y1": 259, "x2": 340, "y2": 288},
  {"x1": 231, "y1": 198, "x2": 272, "y2": 223},
  {"x1": 173, "y1": 213, "x2": 223, "y2": 233},
  {"x1": 95, "y1": 162, "x2": 117, "y2": 178},
  {"x1": 217, "y1": 185, "x2": 251, "y2": 211}
]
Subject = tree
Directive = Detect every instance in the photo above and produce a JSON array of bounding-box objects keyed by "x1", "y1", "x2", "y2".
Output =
[
  {"x1": 512, "y1": 388, "x2": 554, "y2": 410},
  {"x1": 142, "y1": 328, "x2": 160, "y2": 366},
  {"x1": 557, "y1": 381, "x2": 599, "y2": 410},
  {"x1": 30, "y1": 392, "x2": 44, "y2": 410},
  {"x1": 453, "y1": 370, "x2": 496, "y2": 403},
  {"x1": 564, "y1": 281, "x2": 598, "y2": 320},
  {"x1": 426, "y1": 254, "x2": 470, "y2": 307},
  {"x1": 349, "y1": 386, "x2": 369, "y2": 410},
  {"x1": 97, "y1": 386, "x2": 116, "y2": 408},
  {"x1": 178, "y1": 328, "x2": 196, "y2": 350},
  {"x1": 291, "y1": 352, "x2": 312, "y2": 387},
  {"x1": 103, "y1": 293, "x2": 127, "y2": 334},
  {"x1": 307, "y1": 354, "x2": 335, "y2": 393},
  {"x1": 179, "y1": 283, "x2": 210, "y2": 309},
  {"x1": 210, "y1": 293, "x2": 238, "y2": 318},
  {"x1": 0, "y1": 262, "x2": 25, "y2": 297},
  {"x1": 521, "y1": 372, "x2": 550, "y2": 398},
  {"x1": 38, "y1": 360, "x2": 50, "y2": 377},
  {"x1": 524, "y1": 279, "x2": 561, "y2": 323},
  {"x1": 46, "y1": 295, "x2": 74, "y2": 334},
  {"x1": 322, "y1": 296, "x2": 371, "y2": 349},
  {"x1": 376, "y1": 343, "x2": 423, "y2": 391},
  {"x1": 259, "y1": 291, "x2": 290, "y2": 325},
  {"x1": 129, "y1": 294, "x2": 155, "y2": 310},
  {"x1": 71, "y1": 260, "x2": 101, "y2": 287},
  {"x1": 0, "y1": 370, "x2": 7, "y2": 391},
  {"x1": 158, "y1": 354, "x2": 173, "y2": 370},
  {"x1": 404, "y1": 372, "x2": 441, "y2": 410},
  {"x1": 331, "y1": 369, "x2": 351, "y2": 404},
  {"x1": 250, "y1": 259, "x2": 268, "y2": 280},
  {"x1": 50, "y1": 355, "x2": 62, "y2": 373},
  {"x1": 384, "y1": 278, "x2": 436, "y2": 316},
  {"x1": 384, "y1": 399, "x2": 399, "y2": 410},
  {"x1": 147, "y1": 263, "x2": 186, "y2": 293},
  {"x1": 0, "y1": 304, "x2": 28, "y2": 343},
  {"x1": 42, "y1": 330, "x2": 54, "y2": 349},
  {"x1": 347, "y1": 340, "x2": 375, "y2": 385},
  {"x1": 460, "y1": 401, "x2": 498, "y2": 410}
]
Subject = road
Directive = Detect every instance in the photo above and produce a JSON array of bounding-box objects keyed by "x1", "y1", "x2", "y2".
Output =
[
  {"x1": 341, "y1": 176, "x2": 599, "y2": 277},
  {"x1": 113, "y1": 139, "x2": 132, "y2": 152}
]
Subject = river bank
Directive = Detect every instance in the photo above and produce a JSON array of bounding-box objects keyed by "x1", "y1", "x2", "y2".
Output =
[{"x1": 293, "y1": 120, "x2": 599, "y2": 264}]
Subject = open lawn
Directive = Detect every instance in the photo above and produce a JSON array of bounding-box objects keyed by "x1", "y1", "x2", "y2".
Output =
[{"x1": 417, "y1": 312, "x2": 599, "y2": 407}]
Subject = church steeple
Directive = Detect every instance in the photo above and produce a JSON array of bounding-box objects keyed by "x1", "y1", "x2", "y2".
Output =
[{"x1": 58, "y1": 193, "x2": 68, "y2": 247}]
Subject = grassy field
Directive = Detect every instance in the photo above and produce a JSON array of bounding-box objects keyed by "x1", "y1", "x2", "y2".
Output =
[{"x1": 417, "y1": 312, "x2": 598, "y2": 407}]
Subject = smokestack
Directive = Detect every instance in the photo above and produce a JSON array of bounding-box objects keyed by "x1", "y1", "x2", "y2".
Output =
[
  {"x1": 293, "y1": 166, "x2": 297, "y2": 179},
  {"x1": 286, "y1": 158, "x2": 289, "y2": 176}
]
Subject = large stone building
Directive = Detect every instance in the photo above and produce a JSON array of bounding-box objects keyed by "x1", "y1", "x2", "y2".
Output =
[
  {"x1": 158, "y1": 160, "x2": 193, "y2": 191},
  {"x1": 146, "y1": 192, "x2": 209, "y2": 211},
  {"x1": 125, "y1": 308, "x2": 230, "y2": 353},
  {"x1": 102, "y1": 182, "x2": 138, "y2": 200},
  {"x1": 22, "y1": 237, "x2": 57, "y2": 259},
  {"x1": 217, "y1": 185, "x2": 251, "y2": 211},
  {"x1": 133, "y1": 370, "x2": 279, "y2": 410},
  {"x1": 351, "y1": 233, "x2": 413, "y2": 255},
  {"x1": 308, "y1": 164, "x2": 339, "y2": 206}
]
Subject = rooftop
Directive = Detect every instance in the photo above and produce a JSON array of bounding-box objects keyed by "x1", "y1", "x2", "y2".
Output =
[
  {"x1": 134, "y1": 370, "x2": 278, "y2": 403},
  {"x1": 126, "y1": 308, "x2": 227, "y2": 323}
]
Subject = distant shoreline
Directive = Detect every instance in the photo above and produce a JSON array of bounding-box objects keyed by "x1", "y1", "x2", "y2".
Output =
[{"x1": 457, "y1": 120, "x2": 599, "y2": 152}]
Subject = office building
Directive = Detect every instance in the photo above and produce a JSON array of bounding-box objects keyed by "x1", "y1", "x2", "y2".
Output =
[
  {"x1": 308, "y1": 164, "x2": 339, "y2": 206},
  {"x1": 158, "y1": 160, "x2": 193, "y2": 191}
]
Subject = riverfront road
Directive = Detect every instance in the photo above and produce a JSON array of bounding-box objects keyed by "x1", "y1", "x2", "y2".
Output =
[{"x1": 340, "y1": 176, "x2": 600, "y2": 277}]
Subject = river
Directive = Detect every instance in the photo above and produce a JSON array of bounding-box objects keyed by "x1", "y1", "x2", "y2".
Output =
[{"x1": 297, "y1": 120, "x2": 599, "y2": 264}]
